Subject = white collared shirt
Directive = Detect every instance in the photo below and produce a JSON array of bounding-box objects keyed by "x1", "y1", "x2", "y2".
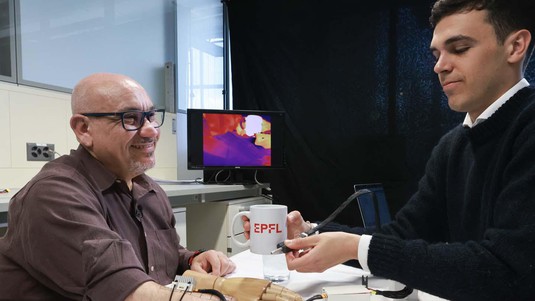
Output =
[{"x1": 463, "y1": 78, "x2": 529, "y2": 128}]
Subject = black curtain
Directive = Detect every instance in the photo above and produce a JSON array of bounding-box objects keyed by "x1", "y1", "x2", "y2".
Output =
[{"x1": 226, "y1": 0, "x2": 463, "y2": 226}]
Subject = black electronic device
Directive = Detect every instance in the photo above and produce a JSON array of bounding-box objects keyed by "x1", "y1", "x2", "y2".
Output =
[
  {"x1": 187, "y1": 108, "x2": 285, "y2": 183},
  {"x1": 354, "y1": 183, "x2": 391, "y2": 230}
]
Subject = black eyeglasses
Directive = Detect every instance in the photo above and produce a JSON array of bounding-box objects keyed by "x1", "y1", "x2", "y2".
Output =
[{"x1": 81, "y1": 109, "x2": 165, "y2": 131}]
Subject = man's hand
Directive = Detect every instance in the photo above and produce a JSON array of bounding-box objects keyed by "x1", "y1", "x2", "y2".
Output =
[
  {"x1": 285, "y1": 232, "x2": 360, "y2": 273},
  {"x1": 241, "y1": 215, "x2": 252, "y2": 240},
  {"x1": 286, "y1": 210, "x2": 311, "y2": 238},
  {"x1": 189, "y1": 250, "x2": 236, "y2": 276}
]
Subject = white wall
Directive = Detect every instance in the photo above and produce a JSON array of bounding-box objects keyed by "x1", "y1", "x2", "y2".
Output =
[
  {"x1": 17, "y1": 0, "x2": 175, "y2": 109},
  {"x1": 0, "y1": 82, "x2": 178, "y2": 189}
]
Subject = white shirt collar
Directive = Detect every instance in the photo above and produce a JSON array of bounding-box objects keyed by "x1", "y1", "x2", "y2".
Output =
[{"x1": 463, "y1": 78, "x2": 530, "y2": 128}]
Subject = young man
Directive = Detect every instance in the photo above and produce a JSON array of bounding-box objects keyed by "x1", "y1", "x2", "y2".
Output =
[
  {"x1": 249, "y1": 0, "x2": 535, "y2": 299},
  {"x1": 0, "y1": 73, "x2": 235, "y2": 300}
]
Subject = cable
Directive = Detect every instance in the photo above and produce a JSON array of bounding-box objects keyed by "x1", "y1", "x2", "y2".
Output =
[
  {"x1": 169, "y1": 282, "x2": 177, "y2": 301},
  {"x1": 273, "y1": 189, "x2": 373, "y2": 253},
  {"x1": 52, "y1": 150, "x2": 62, "y2": 157},
  {"x1": 198, "y1": 289, "x2": 227, "y2": 301},
  {"x1": 362, "y1": 276, "x2": 413, "y2": 299},
  {"x1": 254, "y1": 169, "x2": 266, "y2": 186},
  {"x1": 305, "y1": 293, "x2": 327, "y2": 301},
  {"x1": 170, "y1": 281, "x2": 192, "y2": 301},
  {"x1": 370, "y1": 286, "x2": 413, "y2": 299},
  {"x1": 178, "y1": 287, "x2": 188, "y2": 301},
  {"x1": 44, "y1": 149, "x2": 62, "y2": 158},
  {"x1": 306, "y1": 189, "x2": 372, "y2": 236},
  {"x1": 214, "y1": 169, "x2": 231, "y2": 184}
]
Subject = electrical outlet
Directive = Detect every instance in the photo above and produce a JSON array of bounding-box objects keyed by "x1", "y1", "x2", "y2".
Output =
[{"x1": 26, "y1": 143, "x2": 55, "y2": 161}]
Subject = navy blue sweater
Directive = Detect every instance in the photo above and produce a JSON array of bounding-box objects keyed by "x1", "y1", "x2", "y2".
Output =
[{"x1": 326, "y1": 86, "x2": 535, "y2": 300}]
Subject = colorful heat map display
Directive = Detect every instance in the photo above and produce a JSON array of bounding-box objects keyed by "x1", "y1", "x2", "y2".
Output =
[{"x1": 202, "y1": 113, "x2": 272, "y2": 167}]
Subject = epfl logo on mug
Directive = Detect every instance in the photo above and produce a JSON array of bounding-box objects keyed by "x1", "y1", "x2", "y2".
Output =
[
  {"x1": 232, "y1": 204, "x2": 287, "y2": 255},
  {"x1": 254, "y1": 223, "x2": 283, "y2": 234}
]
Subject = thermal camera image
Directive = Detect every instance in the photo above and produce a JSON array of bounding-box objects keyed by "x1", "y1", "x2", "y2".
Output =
[{"x1": 202, "y1": 113, "x2": 272, "y2": 167}]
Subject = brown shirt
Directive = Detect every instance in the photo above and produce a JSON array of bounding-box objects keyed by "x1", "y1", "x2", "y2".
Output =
[{"x1": 0, "y1": 146, "x2": 194, "y2": 301}]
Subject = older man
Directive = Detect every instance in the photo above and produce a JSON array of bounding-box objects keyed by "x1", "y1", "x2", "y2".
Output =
[{"x1": 0, "y1": 73, "x2": 235, "y2": 301}]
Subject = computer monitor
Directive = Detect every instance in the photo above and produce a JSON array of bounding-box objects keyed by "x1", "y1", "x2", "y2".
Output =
[
  {"x1": 354, "y1": 183, "x2": 391, "y2": 229},
  {"x1": 187, "y1": 108, "x2": 286, "y2": 171}
]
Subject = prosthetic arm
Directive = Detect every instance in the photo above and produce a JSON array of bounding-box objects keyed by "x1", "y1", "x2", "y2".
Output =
[{"x1": 183, "y1": 270, "x2": 302, "y2": 301}]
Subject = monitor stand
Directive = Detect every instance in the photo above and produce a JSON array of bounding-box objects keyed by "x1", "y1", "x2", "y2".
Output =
[{"x1": 203, "y1": 169, "x2": 260, "y2": 185}]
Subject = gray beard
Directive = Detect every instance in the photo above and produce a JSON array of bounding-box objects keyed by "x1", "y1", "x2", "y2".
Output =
[{"x1": 129, "y1": 157, "x2": 155, "y2": 176}]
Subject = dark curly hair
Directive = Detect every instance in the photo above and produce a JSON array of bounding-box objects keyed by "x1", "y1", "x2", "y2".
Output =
[{"x1": 430, "y1": 0, "x2": 534, "y2": 42}]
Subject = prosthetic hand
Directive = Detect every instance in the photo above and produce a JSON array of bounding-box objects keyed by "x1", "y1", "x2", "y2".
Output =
[{"x1": 183, "y1": 270, "x2": 302, "y2": 301}]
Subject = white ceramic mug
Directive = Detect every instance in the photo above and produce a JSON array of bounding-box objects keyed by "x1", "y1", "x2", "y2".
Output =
[
  {"x1": 231, "y1": 204, "x2": 287, "y2": 255},
  {"x1": 231, "y1": 204, "x2": 290, "y2": 282}
]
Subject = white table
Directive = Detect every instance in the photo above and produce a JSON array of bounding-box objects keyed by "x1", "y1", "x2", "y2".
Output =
[{"x1": 227, "y1": 250, "x2": 420, "y2": 301}]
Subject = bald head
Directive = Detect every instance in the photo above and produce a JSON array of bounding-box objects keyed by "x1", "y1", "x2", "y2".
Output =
[
  {"x1": 71, "y1": 73, "x2": 148, "y2": 114},
  {"x1": 69, "y1": 73, "x2": 159, "y2": 183}
]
